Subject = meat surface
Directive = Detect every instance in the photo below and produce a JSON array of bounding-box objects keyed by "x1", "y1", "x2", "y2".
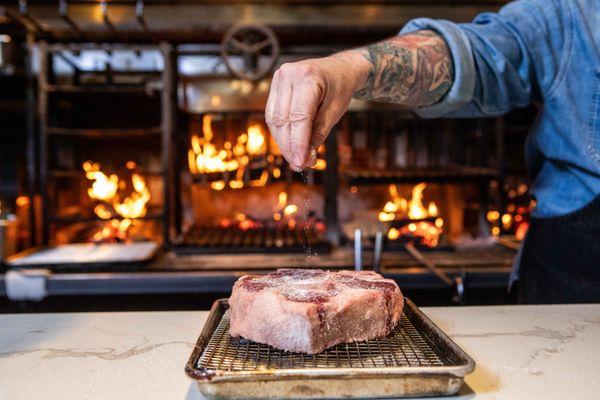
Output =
[{"x1": 228, "y1": 269, "x2": 404, "y2": 354}]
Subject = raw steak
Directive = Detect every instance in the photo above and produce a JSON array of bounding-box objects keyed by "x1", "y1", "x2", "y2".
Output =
[{"x1": 228, "y1": 269, "x2": 404, "y2": 354}]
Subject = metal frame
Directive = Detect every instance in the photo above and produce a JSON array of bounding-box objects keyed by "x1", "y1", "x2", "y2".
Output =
[
  {"x1": 36, "y1": 41, "x2": 175, "y2": 246},
  {"x1": 173, "y1": 104, "x2": 333, "y2": 251}
]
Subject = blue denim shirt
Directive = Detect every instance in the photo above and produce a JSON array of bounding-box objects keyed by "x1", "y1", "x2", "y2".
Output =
[{"x1": 401, "y1": 0, "x2": 600, "y2": 218}]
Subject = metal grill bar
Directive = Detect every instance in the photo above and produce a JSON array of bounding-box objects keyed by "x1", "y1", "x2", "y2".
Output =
[
  {"x1": 198, "y1": 310, "x2": 446, "y2": 373},
  {"x1": 177, "y1": 225, "x2": 331, "y2": 255}
]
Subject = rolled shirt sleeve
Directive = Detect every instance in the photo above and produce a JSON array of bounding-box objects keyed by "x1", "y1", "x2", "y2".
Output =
[{"x1": 401, "y1": 0, "x2": 565, "y2": 119}]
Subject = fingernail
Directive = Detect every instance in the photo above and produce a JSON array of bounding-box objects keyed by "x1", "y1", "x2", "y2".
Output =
[{"x1": 293, "y1": 153, "x2": 303, "y2": 168}]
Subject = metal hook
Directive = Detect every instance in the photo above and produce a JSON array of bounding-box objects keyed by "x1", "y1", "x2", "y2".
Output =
[
  {"x1": 135, "y1": 0, "x2": 157, "y2": 43},
  {"x1": 14, "y1": 0, "x2": 49, "y2": 37},
  {"x1": 59, "y1": 0, "x2": 87, "y2": 40},
  {"x1": 100, "y1": 1, "x2": 115, "y2": 33}
]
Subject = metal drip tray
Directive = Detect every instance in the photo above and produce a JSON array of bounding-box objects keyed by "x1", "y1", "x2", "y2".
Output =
[{"x1": 186, "y1": 298, "x2": 475, "y2": 399}]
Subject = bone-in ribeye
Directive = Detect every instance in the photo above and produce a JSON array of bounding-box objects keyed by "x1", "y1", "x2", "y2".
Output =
[{"x1": 228, "y1": 269, "x2": 404, "y2": 354}]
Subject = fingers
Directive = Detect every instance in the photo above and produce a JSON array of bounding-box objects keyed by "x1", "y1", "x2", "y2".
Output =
[
  {"x1": 265, "y1": 69, "x2": 289, "y2": 160},
  {"x1": 275, "y1": 78, "x2": 293, "y2": 158},
  {"x1": 264, "y1": 69, "x2": 279, "y2": 130},
  {"x1": 289, "y1": 75, "x2": 321, "y2": 169},
  {"x1": 306, "y1": 147, "x2": 318, "y2": 168},
  {"x1": 269, "y1": 64, "x2": 326, "y2": 170},
  {"x1": 311, "y1": 94, "x2": 345, "y2": 149}
]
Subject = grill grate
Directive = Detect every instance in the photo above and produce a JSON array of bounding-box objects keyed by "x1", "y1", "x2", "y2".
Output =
[
  {"x1": 197, "y1": 310, "x2": 447, "y2": 372},
  {"x1": 177, "y1": 225, "x2": 331, "y2": 255}
]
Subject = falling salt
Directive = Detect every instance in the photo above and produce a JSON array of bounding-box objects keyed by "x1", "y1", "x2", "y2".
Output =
[{"x1": 300, "y1": 170, "x2": 317, "y2": 267}]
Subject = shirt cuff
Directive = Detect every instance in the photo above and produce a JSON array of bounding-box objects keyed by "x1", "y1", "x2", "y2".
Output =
[{"x1": 400, "y1": 18, "x2": 476, "y2": 118}]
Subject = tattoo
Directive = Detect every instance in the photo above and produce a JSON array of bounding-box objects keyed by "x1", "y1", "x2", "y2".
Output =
[{"x1": 354, "y1": 30, "x2": 454, "y2": 107}]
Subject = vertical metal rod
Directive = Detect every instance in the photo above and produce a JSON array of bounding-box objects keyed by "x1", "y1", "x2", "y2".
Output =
[
  {"x1": 354, "y1": 228, "x2": 362, "y2": 271},
  {"x1": 494, "y1": 117, "x2": 506, "y2": 214},
  {"x1": 24, "y1": 33, "x2": 37, "y2": 246},
  {"x1": 38, "y1": 42, "x2": 49, "y2": 245},
  {"x1": 324, "y1": 126, "x2": 339, "y2": 245},
  {"x1": 172, "y1": 50, "x2": 183, "y2": 238},
  {"x1": 373, "y1": 231, "x2": 383, "y2": 273},
  {"x1": 161, "y1": 42, "x2": 177, "y2": 247}
]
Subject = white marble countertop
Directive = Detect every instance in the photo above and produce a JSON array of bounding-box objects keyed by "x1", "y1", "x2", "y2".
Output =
[{"x1": 1, "y1": 304, "x2": 599, "y2": 400}]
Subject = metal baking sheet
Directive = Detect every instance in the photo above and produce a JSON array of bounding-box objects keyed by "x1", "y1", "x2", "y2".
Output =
[
  {"x1": 6, "y1": 242, "x2": 160, "y2": 269},
  {"x1": 186, "y1": 298, "x2": 475, "y2": 399}
]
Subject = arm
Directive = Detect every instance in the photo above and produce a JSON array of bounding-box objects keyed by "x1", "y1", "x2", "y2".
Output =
[
  {"x1": 401, "y1": 0, "x2": 565, "y2": 119},
  {"x1": 353, "y1": 31, "x2": 453, "y2": 107},
  {"x1": 265, "y1": 30, "x2": 453, "y2": 170}
]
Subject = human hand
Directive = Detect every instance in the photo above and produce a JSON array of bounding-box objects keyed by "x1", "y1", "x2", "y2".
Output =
[{"x1": 265, "y1": 51, "x2": 368, "y2": 170}]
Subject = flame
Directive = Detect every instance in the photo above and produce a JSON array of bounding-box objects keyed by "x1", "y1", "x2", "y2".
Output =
[
  {"x1": 283, "y1": 204, "x2": 298, "y2": 216},
  {"x1": 84, "y1": 161, "x2": 119, "y2": 201},
  {"x1": 113, "y1": 174, "x2": 150, "y2": 219},
  {"x1": 388, "y1": 227, "x2": 400, "y2": 240},
  {"x1": 501, "y1": 213, "x2": 512, "y2": 228},
  {"x1": 246, "y1": 124, "x2": 266, "y2": 155},
  {"x1": 486, "y1": 210, "x2": 500, "y2": 222},
  {"x1": 383, "y1": 201, "x2": 398, "y2": 213},
  {"x1": 515, "y1": 221, "x2": 529, "y2": 240},
  {"x1": 83, "y1": 162, "x2": 152, "y2": 240},
  {"x1": 211, "y1": 180, "x2": 226, "y2": 191},
  {"x1": 188, "y1": 116, "x2": 325, "y2": 191},
  {"x1": 378, "y1": 211, "x2": 395, "y2": 222},
  {"x1": 229, "y1": 180, "x2": 244, "y2": 189},
  {"x1": 278, "y1": 191, "x2": 287, "y2": 208},
  {"x1": 202, "y1": 114, "x2": 214, "y2": 142},
  {"x1": 274, "y1": 191, "x2": 298, "y2": 225},
  {"x1": 378, "y1": 183, "x2": 437, "y2": 223},
  {"x1": 250, "y1": 170, "x2": 269, "y2": 187},
  {"x1": 94, "y1": 204, "x2": 113, "y2": 220},
  {"x1": 428, "y1": 202, "x2": 438, "y2": 217},
  {"x1": 189, "y1": 115, "x2": 240, "y2": 174},
  {"x1": 187, "y1": 150, "x2": 197, "y2": 174},
  {"x1": 16, "y1": 196, "x2": 30, "y2": 207},
  {"x1": 379, "y1": 183, "x2": 443, "y2": 247},
  {"x1": 404, "y1": 221, "x2": 443, "y2": 247},
  {"x1": 312, "y1": 159, "x2": 326, "y2": 170},
  {"x1": 407, "y1": 183, "x2": 428, "y2": 219}
]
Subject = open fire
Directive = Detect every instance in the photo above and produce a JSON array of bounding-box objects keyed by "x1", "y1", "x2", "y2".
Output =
[
  {"x1": 216, "y1": 190, "x2": 323, "y2": 232},
  {"x1": 187, "y1": 114, "x2": 325, "y2": 191},
  {"x1": 378, "y1": 183, "x2": 444, "y2": 247},
  {"x1": 83, "y1": 160, "x2": 151, "y2": 242}
]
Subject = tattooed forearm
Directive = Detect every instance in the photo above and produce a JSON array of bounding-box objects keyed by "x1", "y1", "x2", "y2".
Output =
[{"x1": 353, "y1": 30, "x2": 453, "y2": 107}]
